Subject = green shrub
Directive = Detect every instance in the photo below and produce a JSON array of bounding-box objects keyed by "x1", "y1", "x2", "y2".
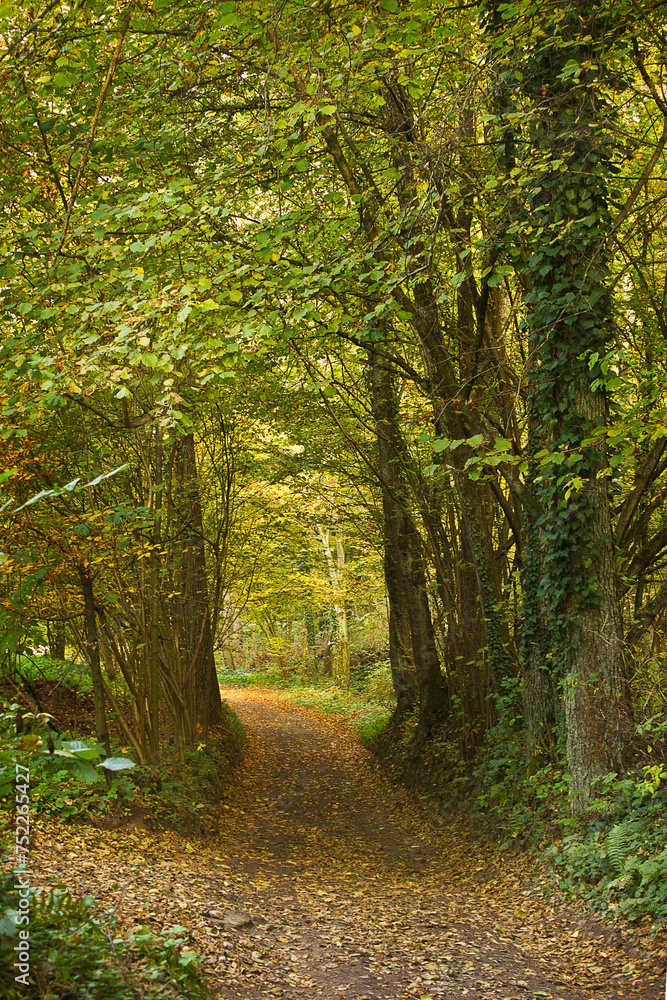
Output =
[
  {"x1": 357, "y1": 711, "x2": 393, "y2": 748},
  {"x1": 217, "y1": 664, "x2": 295, "y2": 688},
  {"x1": 0, "y1": 687, "x2": 245, "y2": 830},
  {"x1": 374, "y1": 704, "x2": 667, "y2": 928},
  {"x1": 0, "y1": 867, "x2": 206, "y2": 999},
  {"x1": 551, "y1": 774, "x2": 667, "y2": 927},
  {"x1": 15, "y1": 654, "x2": 95, "y2": 695},
  {"x1": 0, "y1": 702, "x2": 137, "y2": 820},
  {"x1": 358, "y1": 661, "x2": 395, "y2": 707}
]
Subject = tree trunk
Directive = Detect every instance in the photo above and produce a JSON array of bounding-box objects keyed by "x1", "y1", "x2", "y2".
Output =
[
  {"x1": 173, "y1": 431, "x2": 223, "y2": 737},
  {"x1": 457, "y1": 528, "x2": 490, "y2": 735},
  {"x1": 78, "y1": 567, "x2": 110, "y2": 757},
  {"x1": 418, "y1": 300, "x2": 514, "y2": 694},
  {"x1": 334, "y1": 532, "x2": 351, "y2": 688},
  {"x1": 304, "y1": 605, "x2": 316, "y2": 676},
  {"x1": 382, "y1": 75, "x2": 514, "y2": 696},
  {"x1": 370, "y1": 354, "x2": 447, "y2": 735},
  {"x1": 522, "y1": 404, "x2": 556, "y2": 759},
  {"x1": 498, "y1": 0, "x2": 631, "y2": 808},
  {"x1": 564, "y1": 387, "x2": 626, "y2": 809},
  {"x1": 309, "y1": 64, "x2": 512, "y2": 722},
  {"x1": 386, "y1": 575, "x2": 419, "y2": 722},
  {"x1": 148, "y1": 426, "x2": 163, "y2": 763},
  {"x1": 315, "y1": 524, "x2": 350, "y2": 688},
  {"x1": 46, "y1": 621, "x2": 67, "y2": 660}
]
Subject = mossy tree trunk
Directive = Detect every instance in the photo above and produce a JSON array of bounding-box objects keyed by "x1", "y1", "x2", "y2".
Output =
[{"x1": 498, "y1": 0, "x2": 631, "y2": 808}]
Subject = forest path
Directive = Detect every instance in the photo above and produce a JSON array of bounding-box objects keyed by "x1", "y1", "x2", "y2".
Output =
[
  {"x1": 31, "y1": 688, "x2": 661, "y2": 1000},
  {"x1": 204, "y1": 688, "x2": 658, "y2": 1000}
]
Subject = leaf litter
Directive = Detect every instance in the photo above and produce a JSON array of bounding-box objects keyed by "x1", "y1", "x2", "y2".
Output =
[{"x1": 28, "y1": 687, "x2": 665, "y2": 999}]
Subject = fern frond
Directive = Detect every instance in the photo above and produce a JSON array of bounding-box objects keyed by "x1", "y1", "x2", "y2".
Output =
[{"x1": 607, "y1": 823, "x2": 630, "y2": 873}]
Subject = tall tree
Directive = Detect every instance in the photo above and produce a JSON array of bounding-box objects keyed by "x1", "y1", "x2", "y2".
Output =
[{"x1": 492, "y1": 0, "x2": 631, "y2": 805}]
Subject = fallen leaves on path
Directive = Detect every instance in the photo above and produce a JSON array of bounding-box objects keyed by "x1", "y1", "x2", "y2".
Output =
[{"x1": 27, "y1": 688, "x2": 665, "y2": 1000}]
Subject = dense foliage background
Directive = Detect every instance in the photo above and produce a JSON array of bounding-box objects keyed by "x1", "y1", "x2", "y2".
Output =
[{"x1": 1, "y1": 0, "x2": 667, "y2": 941}]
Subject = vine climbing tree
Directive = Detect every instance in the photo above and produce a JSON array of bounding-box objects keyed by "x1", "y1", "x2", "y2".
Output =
[{"x1": 491, "y1": 0, "x2": 632, "y2": 806}]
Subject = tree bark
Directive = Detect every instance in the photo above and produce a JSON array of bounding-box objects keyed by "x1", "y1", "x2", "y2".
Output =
[
  {"x1": 385, "y1": 562, "x2": 419, "y2": 721},
  {"x1": 522, "y1": 404, "x2": 556, "y2": 759},
  {"x1": 173, "y1": 431, "x2": 223, "y2": 737},
  {"x1": 370, "y1": 354, "x2": 447, "y2": 735},
  {"x1": 564, "y1": 388, "x2": 627, "y2": 809},
  {"x1": 78, "y1": 566, "x2": 111, "y2": 757}
]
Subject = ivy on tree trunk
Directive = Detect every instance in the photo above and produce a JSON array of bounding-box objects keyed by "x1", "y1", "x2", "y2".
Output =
[{"x1": 497, "y1": 0, "x2": 631, "y2": 808}]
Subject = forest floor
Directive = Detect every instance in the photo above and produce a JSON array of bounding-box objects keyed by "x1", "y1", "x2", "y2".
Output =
[{"x1": 31, "y1": 687, "x2": 665, "y2": 1000}]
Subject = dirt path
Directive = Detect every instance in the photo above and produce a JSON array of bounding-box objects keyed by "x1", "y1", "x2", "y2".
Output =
[{"x1": 32, "y1": 688, "x2": 663, "y2": 1000}]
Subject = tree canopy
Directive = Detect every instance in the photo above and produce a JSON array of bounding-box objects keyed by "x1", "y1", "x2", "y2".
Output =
[{"x1": 2, "y1": 0, "x2": 667, "y2": 810}]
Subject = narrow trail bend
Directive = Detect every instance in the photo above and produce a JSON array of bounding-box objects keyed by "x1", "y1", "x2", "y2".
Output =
[
  {"x1": 32, "y1": 688, "x2": 661, "y2": 1000},
  {"x1": 204, "y1": 689, "x2": 658, "y2": 1000}
]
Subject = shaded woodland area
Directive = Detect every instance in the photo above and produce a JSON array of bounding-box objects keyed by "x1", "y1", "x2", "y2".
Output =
[{"x1": 2, "y1": 0, "x2": 667, "y2": 828}]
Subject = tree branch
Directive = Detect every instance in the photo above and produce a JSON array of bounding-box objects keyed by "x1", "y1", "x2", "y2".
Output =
[{"x1": 625, "y1": 579, "x2": 667, "y2": 647}]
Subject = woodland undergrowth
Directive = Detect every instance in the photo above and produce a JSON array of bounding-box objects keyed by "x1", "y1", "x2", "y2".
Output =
[
  {"x1": 0, "y1": 655, "x2": 246, "y2": 1000},
  {"x1": 365, "y1": 706, "x2": 667, "y2": 937},
  {"x1": 1, "y1": 655, "x2": 246, "y2": 832}
]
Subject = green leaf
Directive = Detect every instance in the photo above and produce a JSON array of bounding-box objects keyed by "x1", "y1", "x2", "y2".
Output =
[
  {"x1": 62, "y1": 740, "x2": 100, "y2": 761},
  {"x1": 178, "y1": 949, "x2": 200, "y2": 967},
  {"x1": 98, "y1": 757, "x2": 136, "y2": 771},
  {"x1": 53, "y1": 71, "x2": 76, "y2": 87},
  {"x1": 0, "y1": 915, "x2": 17, "y2": 936},
  {"x1": 433, "y1": 437, "x2": 451, "y2": 453},
  {"x1": 63, "y1": 759, "x2": 101, "y2": 784}
]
